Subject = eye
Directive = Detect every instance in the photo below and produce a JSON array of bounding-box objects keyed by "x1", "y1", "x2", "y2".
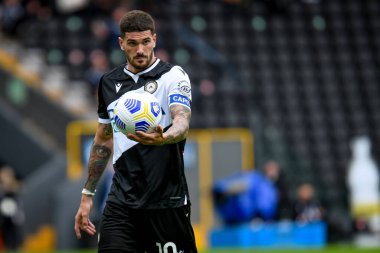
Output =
[
  {"x1": 143, "y1": 39, "x2": 150, "y2": 45},
  {"x1": 128, "y1": 41, "x2": 137, "y2": 46}
]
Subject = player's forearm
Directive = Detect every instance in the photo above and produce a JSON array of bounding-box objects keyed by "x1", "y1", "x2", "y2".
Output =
[
  {"x1": 163, "y1": 105, "x2": 191, "y2": 144},
  {"x1": 84, "y1": 142, "x2": 112, "y2": 192},
  {"x1": 84, "y1": 124, "x2": 113, "y2": 193}
]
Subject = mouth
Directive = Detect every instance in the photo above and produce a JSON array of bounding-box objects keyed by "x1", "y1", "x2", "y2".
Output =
[{"x1": 135, "y1": 56, "x2": 146, "y2": 60}]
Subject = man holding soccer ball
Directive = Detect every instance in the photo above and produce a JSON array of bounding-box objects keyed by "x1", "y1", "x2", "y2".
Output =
[{"x1": 74, "y1": 10, "x2": 197, "y2": 253}]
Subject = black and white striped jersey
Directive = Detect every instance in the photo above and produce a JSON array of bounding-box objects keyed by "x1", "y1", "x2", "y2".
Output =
[{"x1": 97, "y1": 59, "x2": 192, "y2": 209}]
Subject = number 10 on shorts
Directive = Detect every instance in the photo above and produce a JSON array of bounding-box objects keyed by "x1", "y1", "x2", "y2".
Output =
[{"x1": 156, "y1": 242, "x2": 179, "y2": 253}]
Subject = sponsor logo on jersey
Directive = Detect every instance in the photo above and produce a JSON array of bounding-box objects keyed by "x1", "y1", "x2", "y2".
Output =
[
  {"x1": 115, "y1": 83, "x2": 122, "y2": 93},
  {"x1": 144, "y1": 80, "x2": 158, "y2": 93},
  {"x1": 169, "y1": 94, "x2": 190, "y2": 108},
  {"x1": 177, "y1": 80, "x2": 191, "y2": 96}
]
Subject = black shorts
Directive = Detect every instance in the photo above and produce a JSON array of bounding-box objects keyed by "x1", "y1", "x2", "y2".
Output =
[{"x1": 98, "y1": 201, "x2": 198, "y2": 253}]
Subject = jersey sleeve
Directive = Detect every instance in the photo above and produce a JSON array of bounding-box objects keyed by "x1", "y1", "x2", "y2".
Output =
[
  {"x1": 97, "y1": 76, "x2": 112, "y2": 124},
  {"x1": 167, "y1": 66, "x2": 192, "y2": 109}
]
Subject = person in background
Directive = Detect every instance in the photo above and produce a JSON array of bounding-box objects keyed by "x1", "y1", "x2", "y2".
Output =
[
  {"x1": 263, "y1": 160, "x2": 291, "y2": 220},
  {"x1": 292, "y1": 183, "x2": 324, "y2": 223},
  {"x1": 0, "y1": 165, "x2": 24, "y2": 251},
  {"x1": 85, "y1": 49, "x2": 110, "y2": 98},
  {"x1": 74, "y1": 10, "x2": 197, "y2": 253}
]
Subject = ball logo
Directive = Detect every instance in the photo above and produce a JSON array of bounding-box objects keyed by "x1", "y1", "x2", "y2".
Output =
[
  {"x1": 135, "y1": 121, "x2": 151, "y2": 132},
  {"x1": 114, "y1": 115, "x2": 126, "y2": 130},
  {"x1": 150, "y1": 102, "x2": 161, "y2": 117},
  {"x1": 124, "y1": 99, "x2": 141, "y2": 114}
]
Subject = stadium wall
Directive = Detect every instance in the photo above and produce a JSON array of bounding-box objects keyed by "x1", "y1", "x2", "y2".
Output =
[{"x1": 0, "y1": 99, "x2": 53, "y2": 177}]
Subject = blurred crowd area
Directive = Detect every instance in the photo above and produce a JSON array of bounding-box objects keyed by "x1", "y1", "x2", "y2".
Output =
[
  {"x1": 0, "y1": 0, "x2": 137, "y2": 116},
  {"x1": 0, "y1": 0, "x2": 323, "y2": 118},
  {"x1": 0, "y1": 0, "x2": 237, "y2": 116},
  {"x1": 1, "y1": 0, "x2": 249, "y2": 118}
]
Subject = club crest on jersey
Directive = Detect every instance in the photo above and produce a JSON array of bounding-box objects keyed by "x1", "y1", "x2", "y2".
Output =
[{"x1": 144, "y1": 80, "x2": 158, "y2": 94}]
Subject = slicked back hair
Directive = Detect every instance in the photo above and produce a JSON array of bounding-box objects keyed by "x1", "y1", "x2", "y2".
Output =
[{"x1": 119, "y1": 10, "x2": 155, "y2": 38}]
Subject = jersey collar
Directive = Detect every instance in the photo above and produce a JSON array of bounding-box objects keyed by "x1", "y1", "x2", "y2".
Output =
[{"x1": 123, "y1": 59, "x2": 161, "y2": 82}]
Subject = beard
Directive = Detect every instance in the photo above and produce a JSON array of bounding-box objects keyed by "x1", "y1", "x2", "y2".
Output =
[{"x1": 127, "y1": 51, "x2": 154, "y2": 71}]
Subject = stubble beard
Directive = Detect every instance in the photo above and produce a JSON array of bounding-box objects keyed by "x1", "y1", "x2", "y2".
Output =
[{"x1": 128, "y1": 51, "x2": 154, "y2": 71}]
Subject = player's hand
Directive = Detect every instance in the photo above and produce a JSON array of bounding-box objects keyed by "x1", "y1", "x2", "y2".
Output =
[
  {"x1": 74, "y1": 195, "x2": 96, "y2": 239},
  {"x1": 127, "y1": 125, "x2": 165, "y2": 145}
]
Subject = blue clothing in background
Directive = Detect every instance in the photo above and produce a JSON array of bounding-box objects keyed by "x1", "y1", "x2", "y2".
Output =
[{"x1": 213, "y1": 170, "x2": 278, "y2": 224}]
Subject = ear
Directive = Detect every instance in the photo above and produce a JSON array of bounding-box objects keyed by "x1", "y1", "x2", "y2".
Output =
[
  {"x1": 153, "y1": 33, "x2": 157, "y2": 48},
  {"x1": 118, "y1": 37, "x2": 124, "y2": 50}
]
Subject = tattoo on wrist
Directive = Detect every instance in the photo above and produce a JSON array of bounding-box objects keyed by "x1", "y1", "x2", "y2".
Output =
[{"x1": 103, "y1": 124, "x2": 113, "y2": 138}]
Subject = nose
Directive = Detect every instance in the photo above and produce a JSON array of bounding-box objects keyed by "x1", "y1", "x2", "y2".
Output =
[{"x1": 136, "y1": 44, "x2": 144, "y2": 54}]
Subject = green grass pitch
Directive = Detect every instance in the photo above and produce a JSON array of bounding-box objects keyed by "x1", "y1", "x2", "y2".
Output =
[{"x1": 10, "y1": 245, "x2": 379, "y2": 253}]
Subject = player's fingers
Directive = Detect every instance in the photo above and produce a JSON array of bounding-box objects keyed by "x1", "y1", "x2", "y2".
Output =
[
  {"x1": 127, "y1": 133, "x2": 138, "y2": 141},
  {"x1": 81, "y1": 214, "x2": 89, "y2": 228},
  {"x1": 82, "y1": 219, "x2": 96, "y2": 236},
  {"x1": 156, "y1": 125, "x2": 163, "y2": 134},
  {"x1": 84, "y1": 224, "x2": 96, "y2": 236},
  {"x1": 74, "y1": 220, "x2": 82, "y2": 239},
  {"x1": 135, "y1": 131, "x2": 147, "y2": 138},
  {"x1": 88, "y1": 219, "x2": 96, "y2": 229}
]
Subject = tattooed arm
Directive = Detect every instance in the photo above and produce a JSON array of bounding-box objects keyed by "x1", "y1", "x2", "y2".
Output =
[
  {"x1": 162, "y1": 104, "x2": 191, "y2": 144},
  {"x1": 127, "y1": 104, "x2": 191, "y2": 145},
  {"x1": 84, "y1": 123, "x2": 113, "y2": 192},
  {"x1": 74, "y1": 123, "x2": 113, "y2": 239}
]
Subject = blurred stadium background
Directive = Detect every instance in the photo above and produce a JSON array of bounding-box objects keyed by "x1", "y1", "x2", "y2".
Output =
[{"x1": 1, "y1": 0, "x2": 380, "y2": 252}]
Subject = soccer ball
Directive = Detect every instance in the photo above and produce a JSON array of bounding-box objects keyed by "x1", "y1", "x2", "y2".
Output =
[{"x1": 113, "y1": 90, "x2": 162, "y2": 135}]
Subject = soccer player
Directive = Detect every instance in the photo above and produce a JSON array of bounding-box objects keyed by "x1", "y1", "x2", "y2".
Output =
[{"x1": 74, "y1": 10, "x2": 198, "y2": 253}]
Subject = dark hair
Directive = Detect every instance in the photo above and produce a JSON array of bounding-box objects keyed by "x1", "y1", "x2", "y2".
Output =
[{"x1": 119, "y1": 10, "x2": 155, "y2": 38}]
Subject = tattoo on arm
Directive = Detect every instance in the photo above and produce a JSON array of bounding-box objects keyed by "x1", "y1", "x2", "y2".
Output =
[
  {"x1": 163, "y1": 104, "x2": 191, "y2": 145},
  {"x1": 84, "y1": 124, "x2": 113, "y2": 192},
  {"x1": 103, "y1": 124, "x2": 113, "y2": 138}
]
